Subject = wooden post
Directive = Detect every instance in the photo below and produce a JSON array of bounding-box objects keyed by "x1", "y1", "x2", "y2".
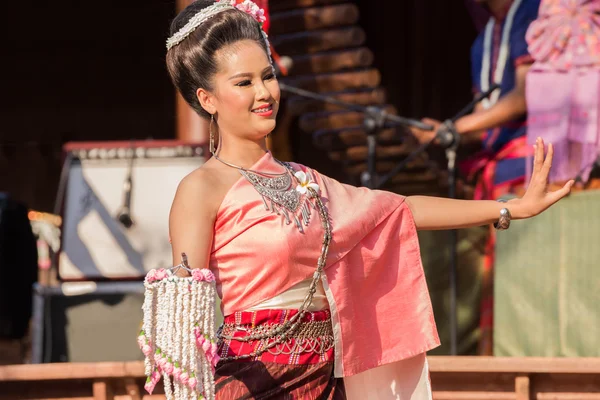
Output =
[
  {"x1": 515, "y1": 375, "x2": 531, "y2": 400},
  {"x1": 124, "y1": 378, "x2": 141, "y2": 400},
  {"x1": 174, "y1": 0, "x2": 209, "y2": 144},
  {"x1": 92, "y1": 379, "x2": 114, "y2": 400},
  {"x1": 176, "y1": 92, "x2": 208, "y2": 143}
]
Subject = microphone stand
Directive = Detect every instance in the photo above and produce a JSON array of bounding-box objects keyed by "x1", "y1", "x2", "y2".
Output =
[
  {"x1": 278, "y1": 83, "x2": 434, "y2": 188},
  {"x1": 442, "y1": 123, "x2": 461, "y2": 357}
]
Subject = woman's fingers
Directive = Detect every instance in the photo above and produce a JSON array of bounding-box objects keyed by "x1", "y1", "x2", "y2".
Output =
[
  {"x1": 528, "y1": 138, "x2": 545, "y2": 189},
  {"x1": 532, "y1": 137, "x2": 544, "y2": 177},
  {"x1": 540, "y1": 141, "x2": 554, "y2": 181},
  {"x1": 523, "y1": 139, "x2": 571, "y2": 217},
  {"x1": 546, "y1": 179, "x2": 574, "y2": 206}
]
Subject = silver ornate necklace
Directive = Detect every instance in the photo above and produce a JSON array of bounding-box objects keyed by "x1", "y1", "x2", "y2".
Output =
[{"x1": 214, "y1": 153, "x2": 317, "y2": 232}]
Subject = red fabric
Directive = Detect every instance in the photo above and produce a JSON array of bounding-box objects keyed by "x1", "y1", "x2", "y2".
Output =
[
  {"x1": 253, "y1": 0, "x2": 270, "y2": 33},
  {"x1": 253, "y1": 0, "x2": 289, "y2": 75},
  {"x1": 460, "y1": 136, "x2": 531, "y2": 201},
  {"x1": 218, "y1": 309, "x2": 335, "y2": 365},
  {"x1": 515, "y1": 54, "x2": 535, "y2": 67},
  {"x1": 215, "y1": 359, "x2": 345, "y2": 399},
  {"x1": 216, "y1": 307, "x2": 344, "y2": 399}
]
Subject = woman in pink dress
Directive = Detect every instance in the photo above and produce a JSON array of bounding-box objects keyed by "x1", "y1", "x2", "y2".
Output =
[{"x1": 143, "y1": 0, "x2": 573, "y2": 398}]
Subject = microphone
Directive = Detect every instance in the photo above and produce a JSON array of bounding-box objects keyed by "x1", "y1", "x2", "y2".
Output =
[
  {"x1": 116, "y1": 143, "x2": 135, "y2": 229},
  {"x1": 435, "y1": 120, "x2": 459, "y2": 148},
  {"x1": 434, "y1": 83, "x2": 502, "y2": 148}
]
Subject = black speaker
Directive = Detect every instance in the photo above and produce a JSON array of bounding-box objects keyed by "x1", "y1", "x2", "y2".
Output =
[
  {"x1": 41, "y1": 290, "x2": 144, "y2": 363},
  {"x1": 0, "y1": 194, "x2": 38, "y2": 339}
]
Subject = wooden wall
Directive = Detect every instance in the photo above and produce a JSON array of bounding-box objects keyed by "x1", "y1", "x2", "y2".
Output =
[
  {"x1": 355, "y1": 0, "x2": 477, "y2": 123},
  {"x1": 1, "y1": 1, "x2": 177, "y2": 211}
]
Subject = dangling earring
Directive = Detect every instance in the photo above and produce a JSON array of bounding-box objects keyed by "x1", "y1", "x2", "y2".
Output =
[{"x1": 209, "y1": 114, "x2": 215, "y2": 154}]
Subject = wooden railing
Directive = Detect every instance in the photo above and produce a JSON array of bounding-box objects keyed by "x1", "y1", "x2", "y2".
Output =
[
  {"x1": 430, "y1": 357, "x2": 600, "y2": 400},
  {"x1": 1, "y1": 357, "x2": 599, "y2": 399},
  {"x1": 0, "y1": 362, "x2": 155, "y2": 400}
]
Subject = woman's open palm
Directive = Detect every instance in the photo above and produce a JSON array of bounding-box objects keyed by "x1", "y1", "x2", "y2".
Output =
[{"x1": 513, "y1": 137, "x2": 574, "y2": 219}]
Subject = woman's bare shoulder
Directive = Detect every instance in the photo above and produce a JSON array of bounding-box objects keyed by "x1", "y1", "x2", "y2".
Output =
[{"x1": 171, "y1": 160, "x2": 239, "y2": 217}]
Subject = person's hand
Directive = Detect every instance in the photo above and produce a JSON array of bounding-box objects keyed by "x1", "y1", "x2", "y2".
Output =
[
  {"x1": 509, "y1": 137, "x2": 574, "y2": 219},
  {"x1": 410, "y1": 118, "x2": 441, "y2": 144}
]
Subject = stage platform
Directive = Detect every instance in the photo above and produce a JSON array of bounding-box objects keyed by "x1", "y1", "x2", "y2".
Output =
[{"x1": 1, "y1": 357, "x2": 599, "y2": 399}]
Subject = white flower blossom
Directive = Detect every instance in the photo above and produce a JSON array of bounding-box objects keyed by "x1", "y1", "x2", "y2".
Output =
[{"x1": 294, "y1": 171, "x2": 320, "y2": 195}]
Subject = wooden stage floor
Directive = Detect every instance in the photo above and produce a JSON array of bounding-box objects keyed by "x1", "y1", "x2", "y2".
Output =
[{"x1": 1, "y1": 357, "x2": 599, "y2": 399}]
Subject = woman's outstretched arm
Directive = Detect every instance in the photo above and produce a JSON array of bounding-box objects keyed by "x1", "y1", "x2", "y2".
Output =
[{"x1": 405, "y1": 138, "x2": 574, "y2": 230}]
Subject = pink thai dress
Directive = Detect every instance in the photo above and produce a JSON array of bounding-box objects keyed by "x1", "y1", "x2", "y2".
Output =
[{"x1": 212, "y1": 151, "x2": 439, "y2": 398}]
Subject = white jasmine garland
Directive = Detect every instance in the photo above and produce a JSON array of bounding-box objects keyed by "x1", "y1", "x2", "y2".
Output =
[
  {"x1": 168, "y1": 279, "x2": 178, "y2": 396},
  {"x1": 157, "y1": 283, "x2": 167, "y2": 369},
  {"x1": 141, "y1": 284, "x2": 154, "y2": 375},
  {"x1": 193, "y1": 281, "x2": 205, "y2": 399},
  {"x1": 199, "y1": 283, "x2": 211, "y2": 398},
  {"x1": 163, "y1": 372, "x2": 174, "y2": 399},
  {"x1": 188, "y1": 280, "x2": 199, "y2": 400},
  {"x1": 138, "y1": 269, "x2": 217, "y2": 399},
  {"x1": 208, "y1": 285, "x2": 217, "y2": 399},
  {"x1": 167, "y1": 279, "x2": 176, "y2": 393},
  {"x1": 182, "y1": 280, "x2": 190, "y2": 399},
  {"x1": 173, "y1": 280, "x2": 183, "y2": 400}
]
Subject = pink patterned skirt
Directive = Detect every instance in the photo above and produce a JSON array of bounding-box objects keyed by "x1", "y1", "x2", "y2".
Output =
[{"x1": 214, "y1": 309, "x2": 345, "y2": 399}]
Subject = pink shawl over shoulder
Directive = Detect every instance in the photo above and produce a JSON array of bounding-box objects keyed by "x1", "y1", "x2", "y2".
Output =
[{"x1": 211, "y1": 152, "x2": 439, "y2": 377}]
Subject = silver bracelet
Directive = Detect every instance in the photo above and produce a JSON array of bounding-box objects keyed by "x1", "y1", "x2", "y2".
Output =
[{"x1": 494, "y1": 199, "x2": 511, "y2": 230}]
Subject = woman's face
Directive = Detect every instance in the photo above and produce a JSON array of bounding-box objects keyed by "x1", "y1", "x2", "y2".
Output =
[{"x1": 198, "y1": 40, "x2": 280, "y2": 142}]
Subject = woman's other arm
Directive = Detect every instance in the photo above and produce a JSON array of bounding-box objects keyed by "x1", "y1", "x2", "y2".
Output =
[
  {"x1": 405, "y1": 138, "x2": 574, "y2": 230},
  {"x1": 169, "y1": 169, "x2": 221, "y2": 274}
]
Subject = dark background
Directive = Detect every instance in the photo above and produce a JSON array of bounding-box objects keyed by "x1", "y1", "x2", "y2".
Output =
[{"x1": 1, "y1": 0, "x2": 479, "y2": 212}]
